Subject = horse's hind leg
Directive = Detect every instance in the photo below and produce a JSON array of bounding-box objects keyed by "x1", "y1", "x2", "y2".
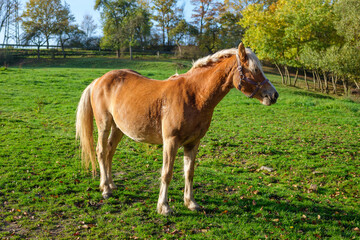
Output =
[
  {"x1": 106, "y1": 123, "x2": 124, "y2": 190},
  {"x1": 95, "y1": 113, "x2": 113, "y2": 199},
  {"x1": 183, "y1": 141, "x2": 201, "y2": 211}
]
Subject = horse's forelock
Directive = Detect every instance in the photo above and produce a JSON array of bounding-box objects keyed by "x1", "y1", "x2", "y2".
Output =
[{"x1": 245, "y1": 48, "x2": 264, "y2": 75}]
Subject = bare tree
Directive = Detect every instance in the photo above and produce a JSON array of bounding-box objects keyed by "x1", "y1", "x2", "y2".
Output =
[{"x1": 81, "y1": 14, "x2": 97, "y2": 38}]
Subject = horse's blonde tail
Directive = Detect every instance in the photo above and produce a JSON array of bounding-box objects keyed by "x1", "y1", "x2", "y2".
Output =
[{"x1": 76, "y1": 80, "x2": 97, "y2": 176}]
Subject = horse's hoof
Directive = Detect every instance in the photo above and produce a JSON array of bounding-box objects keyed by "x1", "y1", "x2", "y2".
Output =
[
  {"x1": 102, "y1": 193, "x2": 112, "y2": 199},
  {"x1": 157, "y1": 204, "x2": 173, "y2": 216},
  {"x1": 187, "y1": 202, "x2": 201, "y2": 211},
  {"x1": 109, "y1": 183, "x2": 117, "y2": 190}
]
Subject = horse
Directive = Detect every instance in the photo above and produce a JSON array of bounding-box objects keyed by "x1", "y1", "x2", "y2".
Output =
[{"x1": 75, "y1": 43, "x2": 278, "y2": 215}]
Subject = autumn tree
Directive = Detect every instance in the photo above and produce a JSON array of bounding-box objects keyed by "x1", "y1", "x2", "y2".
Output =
[
  {"x1": 229, "y1": 0, "x2": 276, "y2": 11},
  {"x1": 21, "y1": 0, "x2": 64, "y2": 49},
  {"x1": 215, "y1": 1, "x2": 244, "y2": 49},
  {"x1": 191, "y1": 0, "x2": 213, "y2": 38}
]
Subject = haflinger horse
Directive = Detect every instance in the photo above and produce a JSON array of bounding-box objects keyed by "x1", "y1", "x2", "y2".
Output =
[{"x1": 76, "y1": 43, "x2": 278, "y2": 215}]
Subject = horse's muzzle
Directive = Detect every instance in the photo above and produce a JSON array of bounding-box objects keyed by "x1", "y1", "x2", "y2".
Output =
[
  {"x1": 263, "y1": 91, "x2": 279, "y2": 106},
  {"x1": 272, "y1": 91, "x2": 279, "y2": 104}
]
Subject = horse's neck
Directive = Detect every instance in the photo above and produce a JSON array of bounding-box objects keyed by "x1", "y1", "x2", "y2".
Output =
[{"x1": 187, "y1": 57, "x2": 236, "y2": 110}]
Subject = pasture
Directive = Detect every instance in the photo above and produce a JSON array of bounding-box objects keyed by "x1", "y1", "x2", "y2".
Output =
[{"x1": 0, "y1": 58, "x2": 359, "y2": 239}]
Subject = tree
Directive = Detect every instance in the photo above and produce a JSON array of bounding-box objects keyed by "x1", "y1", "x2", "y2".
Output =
[
  {"x1": 55, "y1": 2, "x2": 81, "y2": 58},
  {"x1": 217, "y1": 3, "x2": 244, "y2": 49},
  {"x1": 96, "y1": 0, "x2": 136, "y2": 57},
  {"x1": 151, "y1": 0, "x2": 178, "y2": 47},
  {"x1": 240, "y1": 0, "x2": 337, "y2": 86},
  {"x1": 131, "y1": 8, "x2": 152, "y2": 47},
  {"x1": 21, "y1": 26, "x2": 46, "y2": 59},
  {"x1": 191, "y1": 0, "x2": 213, "y2": 39},
  {"x1": 330, "y1": 0, "x2": 360, "y2": 93},
  {"x1": 96, "y1": 0, "x2": 151, "y2": 58},
  {"x1": 21, "y1": 0, "x2": 63, "y2": 49},
  {"x1": 334, "y1": 0, "x2": 360, "y2": 48},
  {"x1": 239, "y1": 2, "x2": 288, "y2": 82},
  {"x1": 169, "y1": 19, "x2": 197, "y2": 56},
  {"x1": 81, "y1": 14, "x2": 97, "y2": 39},
  {"x1": 126, "y1": 8, "x2": 151, "y2": 60}
]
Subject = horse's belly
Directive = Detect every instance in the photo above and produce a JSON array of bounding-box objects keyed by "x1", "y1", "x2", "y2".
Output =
[
  {"x1": 114, "y1": 117, "x2": 163, "y2": 145},
  {"x1": 123, "y1": 127, "x2": 163, "y2": 144}
]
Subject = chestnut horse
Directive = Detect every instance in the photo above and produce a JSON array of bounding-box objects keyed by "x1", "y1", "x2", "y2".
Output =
[{"x1": 76, "y1": 43, "x2": 278, "y2": 215}]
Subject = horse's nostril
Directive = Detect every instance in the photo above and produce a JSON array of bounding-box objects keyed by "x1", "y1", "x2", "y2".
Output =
[{"x1": 274, "y1": 92, "x2": 279, "y2": 100}]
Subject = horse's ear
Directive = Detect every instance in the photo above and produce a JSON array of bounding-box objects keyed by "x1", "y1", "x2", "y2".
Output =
[{"x1": 238, "y1": 42, "x2": 247, "y2": 63}]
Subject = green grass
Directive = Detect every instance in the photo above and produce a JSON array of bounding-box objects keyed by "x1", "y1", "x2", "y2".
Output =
[{"x1": 0, "y1": 58, "x2": 359, "y2": 239}]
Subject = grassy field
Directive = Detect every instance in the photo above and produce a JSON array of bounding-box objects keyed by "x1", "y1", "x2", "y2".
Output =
[{"x1": 0, "y1": 57, "x2": 359, "y2": 239}]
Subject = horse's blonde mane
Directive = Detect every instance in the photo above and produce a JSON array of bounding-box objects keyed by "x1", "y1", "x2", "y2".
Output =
[{"x1": 191, "y1": 48, "x2": 263, "y2": 74}]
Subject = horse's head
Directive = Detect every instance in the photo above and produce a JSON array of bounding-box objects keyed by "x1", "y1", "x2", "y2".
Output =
[{"x1": 233, "y1": 43, "x2": 278, "y2": 106}]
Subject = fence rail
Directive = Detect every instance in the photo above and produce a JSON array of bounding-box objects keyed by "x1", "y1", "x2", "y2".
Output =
[{"x1": 0, "y1": 44, "x2": 174, "y2": 57}]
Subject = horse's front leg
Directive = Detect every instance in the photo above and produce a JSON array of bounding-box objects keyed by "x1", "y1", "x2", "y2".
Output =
[
  {"x1": 157, "y1": 137, "x2": 179, "y2": 215},
  {"x1": 183, "y1": 142, "x2": 201, "y2": 211}
]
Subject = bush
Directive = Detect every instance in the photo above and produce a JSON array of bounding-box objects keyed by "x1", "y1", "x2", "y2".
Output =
[{"x1": 0, "y1": 49, "x2": 15, "y2": 67}]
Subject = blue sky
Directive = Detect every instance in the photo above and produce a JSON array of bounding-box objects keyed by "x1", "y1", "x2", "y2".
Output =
[{"x1": 1, "y1": 0, "x2": 193, "y2": 43}]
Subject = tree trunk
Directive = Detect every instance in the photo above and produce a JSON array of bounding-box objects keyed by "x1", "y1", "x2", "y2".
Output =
[
  {"x1": 312, "y1": 71, "x2": 316, "y2": 90},
  {"x1": 293, "y1": 68, "x2": 299, "y2": 86},
  {"x1": 304, "y1": 70, "x2": 309, "y2": 90},
  {"x1": 316, "y1": 71, "x2": 323, "y2": 92},
  {"x1": 162, "y1": 27, "x2": 165, "y2": 46},
  {"x1": 342, "y1": 78, "x2": 348, "y2": 95},
  {"x1": 275, "y1": 63, "x2": 285, "y2": 85},
  {"x1": 116, "y1": 47, "x2": 120, "y2": 58},
  {"x1": 284, "y1": 66, "x2": 291, "y2": 85},
  {"x1": 61, "y1": 42, "x2": 66, "y2": 58},
  {"x1": 176, "y1": 40, "x2": 182, "y2": 57},
  {"x1": 129, "y1": 43, "x2": 133, "y2": 61},
  {"x1": 354, "y1": 80, "x2": 360, "y2": 89},
  {"x1": 322, "y1": 70, "x2": 328, "y2": 94},
  {"x1": 331, "y1": 74, "x2": 337, "y2": 94}
]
